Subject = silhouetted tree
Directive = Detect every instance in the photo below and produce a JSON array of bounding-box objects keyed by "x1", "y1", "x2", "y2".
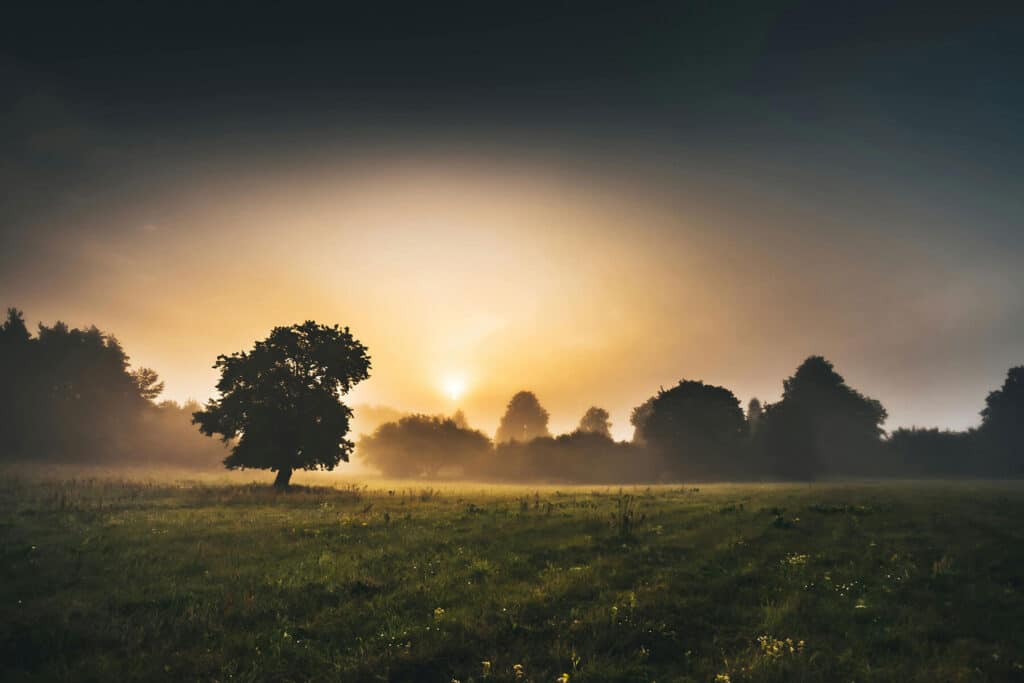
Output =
[
  {"x1": 643, "y1": 380, "x2": 748, "y2": 478},
  {"x1": 756, "y1": 356, "x2": 887, "y2": 479},
  {"x1": 746, "y1": 398, "x2": 763, "y2": 434},
  {"x1": 192, "y1": 321, "x2": 370, "y2": 488},
  {"x1": 0, "y1": 308, "x2": 32, "y2": 455},
  {"x1": 0, "y1": 308, "x2": 30, "y2": 344},
  {"x1": 0, "y1": 308, "x2": 178, "y2": 462},
  {"x1": 978, "y1": 366, "x2": 1024, "y2": 474},
  {"x1": 359, "y1": 414, "x2": 491, "y2": 478},
  {"x1": 495, "y1": 391, "x2": 551, "y2": 443},
  {"x1": 451, "y1": 409, "x2": 469, "y2": 430},
  {"x1": 630, "y1": 397, "x2": 655, "y2": 445},
  {"x1": 577, "y1": 406, "x2": 612, "y2": 438},
  {"x1": 130, "y1": 367, "x2": 165, "y2": 402}
]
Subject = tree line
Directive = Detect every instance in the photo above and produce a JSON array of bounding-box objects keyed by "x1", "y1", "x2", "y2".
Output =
[
  {"x1": 2, "y1": 307, "x2": 1022, "y2": 483},
  {"x1": 0, "y1": 308, "x2": 226, "y2": 467},
  {"x1": 358, "y1": 357, "x2": 1024, "y2": 482}
]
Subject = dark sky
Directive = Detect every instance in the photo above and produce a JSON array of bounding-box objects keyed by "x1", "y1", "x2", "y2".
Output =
[
  {"x1": 2, "y1": 1, "x2": 1023, "y2": 434},
  {"x1": 5, "y1": 3, "x2": 1022, "y2": 153}
]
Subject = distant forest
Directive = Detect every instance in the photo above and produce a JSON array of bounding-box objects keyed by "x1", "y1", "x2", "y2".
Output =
[{"x1": 2, "y1": 307, "x2": 1022, "y2": 481}]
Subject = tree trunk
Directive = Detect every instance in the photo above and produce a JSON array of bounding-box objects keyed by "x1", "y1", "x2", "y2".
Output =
[{"x1": 273, "y1": 468, "x2": 293, "y2": 490}]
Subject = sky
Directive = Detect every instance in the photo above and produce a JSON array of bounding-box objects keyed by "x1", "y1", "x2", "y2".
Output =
[{"x1": 2, "y1": 2, "x2": 1023, "y2": 440}]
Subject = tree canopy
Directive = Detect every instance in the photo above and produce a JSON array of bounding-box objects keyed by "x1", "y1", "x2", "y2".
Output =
[
  {"x1": 757, "y1": 356, "x2": 887, "y2": 479},
  {"x1": 629, "y1": 397, "x2": 655, "y2": 445},
  {"x1": 494, "y1": 391, "x2": 551, "y2": 443},
  {"x1": 577, "y1": 406, "x2": 612, "y2": 438},
  {"x1": 359, "y1": 414, "x2": 491, "y2": 478},
  {"x1": 192, "y1": 321, "x2": 371, "y2": 488},
  {"x1": 643, "y1": 380, "x2": 748, "y2": 477},
  {"x1": 978, "y1": 366, "x2": 1024, "y2": 474},
  {"x1": 0, "y1": 307, "x2": 237, "y2": 468}
]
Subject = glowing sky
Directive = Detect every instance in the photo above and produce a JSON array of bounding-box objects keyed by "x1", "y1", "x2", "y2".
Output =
[{"x1": 2, "y1": 3, "x2": 1022, "y2": 440}]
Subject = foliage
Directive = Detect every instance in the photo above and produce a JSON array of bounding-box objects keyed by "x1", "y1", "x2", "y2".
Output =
[
  {"x1": 643, "y1": 380, "x2": 748, "y2": 478},
  {"x1": 488, "y1": 432, "x2": 647, "y2": 483},
  {"x1": 130, "y1": 367, "x2": 165, "y2": 401},
  {"x1": 629, "y1": 397, "x2": 655, "y2": 445},
  {"x1": 193, "y1": 321, "x2": 370, "y2": 487},
  {"x1": 886, "y1": 427, "x2": 978, "y2": 476},
  {"x1": 979, "y1": 366, "x2": 1024, "y2": 474},
  {"x1": 576, "y1": 406, "x2": 612, "y2": 438},
  {"x1": 495, "y1": 391, "x2": 551, "y2": 443},
  {"x1": 358, "y1": 414, "x2": 491, "y2": 478},
  {"x1": 757, "y1": 356, "x2": 887, "y2": 479},
  {"x1": 0, "y1": 308, "x2": 170, "y2": 462}
]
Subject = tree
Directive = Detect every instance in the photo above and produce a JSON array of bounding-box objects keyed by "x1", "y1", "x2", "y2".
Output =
[
  {"x1": 577, "y1": 406, "x2": 612, "y2": 438},
  {"x1": 192, "y1": 321, "x2": 370, "y2": 488},
  {"x1": 359, "y1": 414, "x2": 491, "y2": 478},
  {"x1": 0, "y1": 308, "x2": 30, "y2": 344},
  {"x1": 978, "y1": 366, "x2": 1024, "y2": 474},
  {"x1": 495, "y1": 391, "x2": 550, "y2": 443},
  {"x1": 0, "y1": 308, "x2": 32, "y2": 456},
  {"x1": 451, "y1": 409, "x2": 469, "y2": 430},
  {"x1": 130, "y1": 367, "x2": 165, "y2": 402},
  {"x1": 756, "y1": 356, "x2": 887, "y2": 479},
  {"x1": 643, "y1": 380, "x2": 748, "y2": 478},
  {"x1": 629, "y1": 397, "x2": 655, "y2": 445},
  {"x1": 746, "y1": 398, "x2": 763, "y2": 434},
  {"x1": 1, "y1": 308, "x2": 178, "y2": 462}
]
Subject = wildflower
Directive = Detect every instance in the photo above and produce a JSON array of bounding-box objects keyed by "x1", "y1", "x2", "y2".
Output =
[
  {"x1": 715, "y1": 675, "x2": 732, "y2": 683},
  {"x1": 481, "y1": 660, "x2": 492, "y2": 676},
  {"x1": 557, "y1": 674, "x2": 570, "y2": 683},
  {"x1": 513, "y1": 663, "x2": 525, "y2": 679},
  {"x1": 433, "y1": 607, "x2": 446, "y2": 621},
  {"x1": 783, "y1": 553, "x2": 809, "y2": 566}
]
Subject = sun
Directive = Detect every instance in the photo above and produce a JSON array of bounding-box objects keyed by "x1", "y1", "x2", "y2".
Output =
[{"x1": 442, "y1": 375, "x2": 467, "y2": 401}]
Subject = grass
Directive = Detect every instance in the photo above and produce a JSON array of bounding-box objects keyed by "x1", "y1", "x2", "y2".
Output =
[{"x1": 2, "y1": 470, "x2": 1024, "y2": 682}]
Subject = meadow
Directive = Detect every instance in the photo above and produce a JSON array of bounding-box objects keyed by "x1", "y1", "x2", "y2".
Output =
[{"x1": 2, "y1": 471, "x2": 1023, "y2": 682}]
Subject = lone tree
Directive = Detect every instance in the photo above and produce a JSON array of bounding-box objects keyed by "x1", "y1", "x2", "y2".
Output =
[
  {"x1": 495, "y1": 390, "x2": 551, "y2": 443},
  {"x1": 193, "y1": 321, "x2": 370, "y2": 488},
  {"x1": 577, "y1": 406, "x2": 612, "y2": 438}
]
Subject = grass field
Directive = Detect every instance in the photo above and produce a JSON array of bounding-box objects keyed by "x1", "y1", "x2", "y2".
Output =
[{"x1": 3, "y1": 472, "x2": 1024, "y2": 682}]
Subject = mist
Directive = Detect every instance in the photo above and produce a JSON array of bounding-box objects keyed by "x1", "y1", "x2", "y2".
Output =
[{"x1": 4, "y1": 307, "x2": 1020, "y2": 484}]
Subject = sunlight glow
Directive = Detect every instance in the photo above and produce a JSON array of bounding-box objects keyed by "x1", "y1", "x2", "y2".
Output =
[{"x1": 442, "y1": 375, "x2": 467, "y2": 401}]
